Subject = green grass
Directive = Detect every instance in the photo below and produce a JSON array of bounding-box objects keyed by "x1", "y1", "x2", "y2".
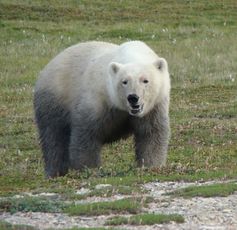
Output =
[
  {"x1": 60, "y1": 228, "x2": 112, "y2": 230},
  {"x1": 0, "y1": 220, "x2": 36, "y2": 230},
  {"x1": 0, "y1": 0, "x2": 237, "y2": 203},
  {"x1": 167, "y1": 182, "x2": 237, "y2": 198},
  {"x1": 64, "y1": 198, "x2": 147, "y2": 216},
  {"x1": 0, "y1": 196, "x2": 67, "y2": 214},
  {"x1": 105, "y1": 213, "x2": 185, "y2": 225},
  {"x1": 0, "y1": 223, "x2": 111, "y2": 230}
]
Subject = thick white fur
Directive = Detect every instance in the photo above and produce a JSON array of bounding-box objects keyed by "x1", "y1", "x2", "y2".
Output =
[{"x1": 36, "y1": 41, "x2": 170, "y2": 116}]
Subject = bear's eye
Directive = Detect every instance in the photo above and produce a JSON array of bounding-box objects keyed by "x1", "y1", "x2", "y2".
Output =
[
  {"x1": 122, "y1": 80, "x2": 128, "y2": 85},
  {"x1": 143, "y1": 79, "x2": 149, "y2": 84}
]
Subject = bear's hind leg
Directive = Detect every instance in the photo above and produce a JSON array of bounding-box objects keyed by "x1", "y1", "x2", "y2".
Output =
[
  {"x1": 34, "y1": 91, "x2": 70, "y2": 178},
  {"x1": 38, "y1": 125, "x2": 70, "y2": 177}
]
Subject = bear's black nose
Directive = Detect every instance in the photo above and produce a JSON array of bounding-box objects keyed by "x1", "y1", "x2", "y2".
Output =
[{"x1": 127, "y1": 94, "x2": 139, "y2": 105}]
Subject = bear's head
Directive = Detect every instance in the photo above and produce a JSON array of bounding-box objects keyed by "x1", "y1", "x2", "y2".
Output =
[{"x1": 107, "y1": 59, "x2": 170, "y2": 117}]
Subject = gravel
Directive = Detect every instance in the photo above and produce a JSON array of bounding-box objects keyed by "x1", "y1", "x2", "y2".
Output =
[
  {"x1": 0, "y1": 180, "x2": 236, "y2": 230},
  {"x1": 143, "y1": 180, "x2": 237, "y2": 230}
]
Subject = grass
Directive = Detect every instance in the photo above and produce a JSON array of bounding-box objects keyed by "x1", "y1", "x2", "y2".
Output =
[
  {"x1": 105, "y1": 213, "x2": 185, "y2": 225},
  {"x1": 167, "y1": 182, "x2": 237, "y2": 198},
  {"x1": 64, "y1": 198, "x2": 145, "y2": 216},
  {"x1": 60, "y1": 228, "x2": 112, "y2": 230},
  {"x1": 0, "y1": 220, "x2": 36, "y2": 230},
  {"x1": 0, "y1": 196, "x2": 67, "y2": 214},
  {"x1": 0, "y1": 221, "x2": 111, "y2": 230},
  {"x1": 0, "y1": 0, "x2": 236, "y2": 209}
]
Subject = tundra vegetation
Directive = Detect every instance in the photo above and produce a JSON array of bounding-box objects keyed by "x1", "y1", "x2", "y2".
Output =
[{"x1": 0, "y1": 0, "x2": 236, "y2": 229}]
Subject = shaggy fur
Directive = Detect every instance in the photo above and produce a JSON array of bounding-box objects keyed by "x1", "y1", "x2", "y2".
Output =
[{"x1": 34, "y1": 41, "x2": 170, "y2": 178}]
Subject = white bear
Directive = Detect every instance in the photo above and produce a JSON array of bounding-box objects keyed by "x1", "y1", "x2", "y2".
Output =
[{"x1": 34, "y1": 41, "x2": 170, "y2": 178}]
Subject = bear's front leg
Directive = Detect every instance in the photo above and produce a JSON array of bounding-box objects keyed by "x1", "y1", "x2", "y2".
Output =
[
  {"x1": 69, "y1": 123, "x2": 102, "y2": 171},
  {"x1": 133, "y1": 104, "x2": 170, "y2": 168}
]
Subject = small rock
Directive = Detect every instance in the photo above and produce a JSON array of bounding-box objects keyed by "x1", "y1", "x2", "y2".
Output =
[
  {"x1": 95, "y1": 184, "x2": 112, "y2": 190},
  {"x1": 76, "y1": 188, "x2": 91, "y2": 195},
  {"x1": 13, "y1": 195, "x2": 25, "y2": 199},
  {"x1": 36, "y1": 192, "x2": 59, "y2": 198}
]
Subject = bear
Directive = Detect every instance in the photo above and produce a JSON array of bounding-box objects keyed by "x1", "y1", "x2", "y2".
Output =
[{"x1": 34, "y1": 41, "x2": 170, "y2": 178}]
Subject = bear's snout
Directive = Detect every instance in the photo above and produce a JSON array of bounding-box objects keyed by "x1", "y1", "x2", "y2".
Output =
[
  {"x1": 127, "y1": 94, "x2": 139, "y2": 106},
  {"x1": 127, "y1": 94, "x2": 143, "y2": 116}
]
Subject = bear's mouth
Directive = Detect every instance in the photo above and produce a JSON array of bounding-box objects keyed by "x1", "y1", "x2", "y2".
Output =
[{"x1": 129, "y1": 104, "x2": 144, "y2": 116}]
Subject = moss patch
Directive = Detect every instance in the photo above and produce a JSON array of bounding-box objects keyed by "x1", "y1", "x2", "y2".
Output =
[
  {"x1": 105, "y1": 213, "x2": 185, "y2": 225},
  {"x1": 62, "y1": 228, "x2": 112, "y2": 230},
  {"x1": 0, "y1": 220, "x2": 36, "y2": 230},
  {"x1": 167, "y1": 182, "x2": 237, "y2": 198},
  {"x1": 64, "y1": 198, "x2": 145, "y2": 216},
  {"x1": 0, "y1": 196, "x2": 67, "y2": 214}
]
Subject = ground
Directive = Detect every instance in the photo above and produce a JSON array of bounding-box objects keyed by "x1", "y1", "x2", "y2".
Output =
[{"x1": 0, "y1": 0, "x2": 237, "y2": 229}]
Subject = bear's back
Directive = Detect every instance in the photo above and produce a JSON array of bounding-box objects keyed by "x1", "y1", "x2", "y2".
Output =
[
  {"x1": 113, "y1": 41, "x2": 159, "y2": 64},
  {"x1": 35, "y1": 41, "x2": 161, "y2": 110},
  {"x1": 36, "y1": 41, "x2": 117, "y2": 89},
  {"x1": 35, "y1": 42, "x2": 118, "y2": 105}
]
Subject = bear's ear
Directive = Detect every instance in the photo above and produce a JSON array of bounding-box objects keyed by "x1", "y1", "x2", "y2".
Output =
[
  {"x1": 109, "y1": 62, "x2": 123, "y2": 76},
  {"x1": 154, "y1": 58, "x2": 168, "y2": 72}
]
